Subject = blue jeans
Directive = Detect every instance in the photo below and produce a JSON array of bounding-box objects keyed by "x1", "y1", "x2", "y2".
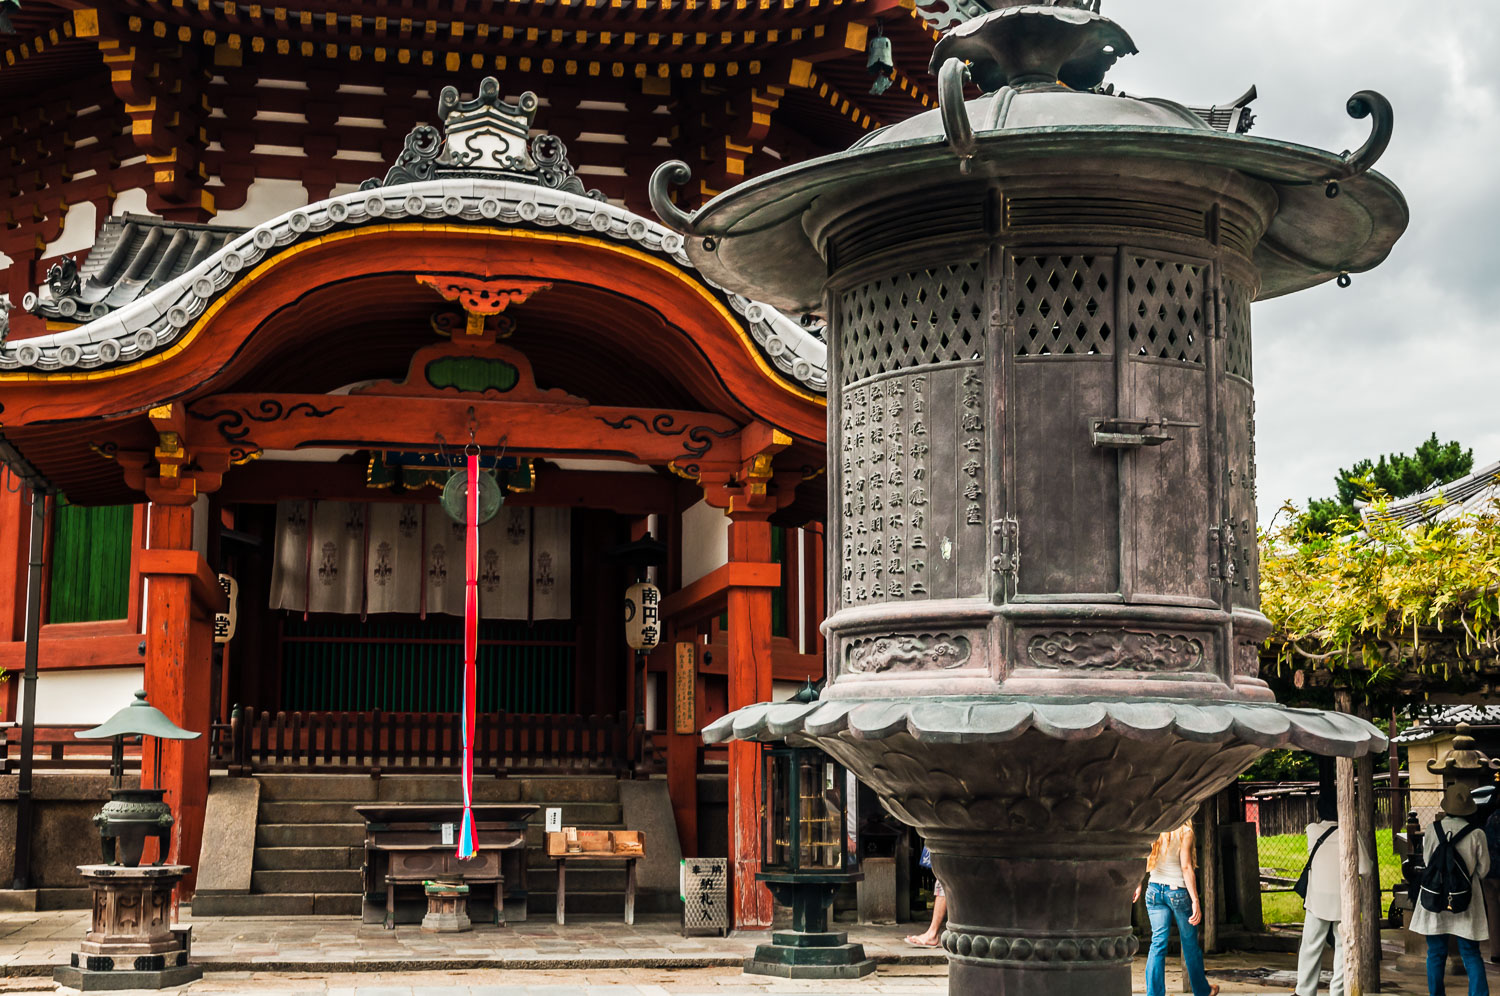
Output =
[
  {"x1": 1145, "y1": 882, "x2": 1212, "y2": 996},
  {"x1": 1426, "y1": 934, "x2": 1489, "y2": 996}
]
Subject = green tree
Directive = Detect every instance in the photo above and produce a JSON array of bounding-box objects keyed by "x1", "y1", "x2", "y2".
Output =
[{"x1": 1298, "y1": 433, "x2": 1473, "y2": 537}]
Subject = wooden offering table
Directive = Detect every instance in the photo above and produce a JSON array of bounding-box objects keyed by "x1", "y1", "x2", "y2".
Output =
[
  {"x1": 357, "y1": 804, "x2": 537, "y2": 928},
  {"x1": 547, "y1": 829, "x2": 644, "y2": 926}
]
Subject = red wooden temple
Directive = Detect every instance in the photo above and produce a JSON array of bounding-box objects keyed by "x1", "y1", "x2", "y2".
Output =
[{"x1": 0, "y1": 0, "x2": 978, "y2": 928}]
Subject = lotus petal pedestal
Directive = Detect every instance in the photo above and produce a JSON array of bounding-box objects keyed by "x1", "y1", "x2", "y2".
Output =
[{"x1": 709, "y1": 700, "x2": 1382, "y2": 994}]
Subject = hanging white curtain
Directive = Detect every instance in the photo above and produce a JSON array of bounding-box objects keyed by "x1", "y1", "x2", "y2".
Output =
[
  {"x1": 270, "y1": 500, "x2": 571, "y2": 619},
  {"x1": 306, "y1": 501, "x2": 366, "y2": 615},
  {"x1": 530, "y1": 506, "x2": 572, "y2": 621},
  {"x1": 268, "y1": 500, "x2": 311, "y2": 612},
  {"x1": 422, "y1": 503, "x2": 468, "y2": 617},
  {"x1": 365, "y1": 503, "x2": 424, "y2": 615}
]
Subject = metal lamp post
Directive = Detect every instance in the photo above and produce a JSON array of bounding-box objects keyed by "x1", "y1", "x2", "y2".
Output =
[
  {"x1": 660, "y1": 3, "x2": 1404, "y2": 992},
  {"x1": 744, "y1": 681, "x2": 874, "y2": 980},
  {"x1": 55, "y1": 690, "x2": 203, "y2": 992}
]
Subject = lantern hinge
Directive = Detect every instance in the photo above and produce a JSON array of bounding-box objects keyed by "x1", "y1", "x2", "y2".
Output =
[{"x1": 991, "y1": 516, "x2": 1019, "y2": 595}]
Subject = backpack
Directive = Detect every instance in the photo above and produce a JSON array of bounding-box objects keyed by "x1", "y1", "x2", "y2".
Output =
[
  {"x1": 1419, "y1": 821, "x2": 1481, "y2": 914},
  {"x1": 1294, "y1": 825, "x2": 1338, "y2": 900}
]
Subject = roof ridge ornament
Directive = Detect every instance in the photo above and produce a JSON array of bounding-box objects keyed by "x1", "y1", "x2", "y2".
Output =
[
  {"x1": 362, "y1": 78, "x2": 604, "y2": 201},
  {"x1": 930, "y1": 1, "x2": 1136, "y2": 93}
]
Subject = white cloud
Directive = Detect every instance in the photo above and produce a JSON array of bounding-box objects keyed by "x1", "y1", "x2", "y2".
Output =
[{"x1": 1107, "y1": 1, "x2": 1499, "y2": 523}]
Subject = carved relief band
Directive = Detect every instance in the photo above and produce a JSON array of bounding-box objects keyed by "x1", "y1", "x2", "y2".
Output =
[
  {"x1": 846, "y1": 633, "x2": 973, "y2": 673},
  {"x1": 1023, "y1": 630, "x2": 1208, "y2": 672}
]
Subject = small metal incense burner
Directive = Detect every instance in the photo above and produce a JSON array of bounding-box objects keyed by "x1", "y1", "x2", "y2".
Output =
[{"x1": 76, "y1": 689, "x2": 200, "y2": 867}]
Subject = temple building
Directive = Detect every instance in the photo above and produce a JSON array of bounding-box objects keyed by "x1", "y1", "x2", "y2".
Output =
[
  {"x1": 0, "y1": 0, "x2": 1266, "y2": 929},
  {"x1": 0, "y1": 0, "x2": 982, "y2": 929}
]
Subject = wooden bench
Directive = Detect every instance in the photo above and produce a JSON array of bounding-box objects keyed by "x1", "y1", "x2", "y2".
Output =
[{"x1": 546, "y1": 829, "x2": 645, "y2": 926}]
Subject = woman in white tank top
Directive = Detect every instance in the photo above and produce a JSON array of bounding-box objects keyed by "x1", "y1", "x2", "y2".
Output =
[{"x1": 1133, "y1": 821, "x2": 1218, "y2": 996}]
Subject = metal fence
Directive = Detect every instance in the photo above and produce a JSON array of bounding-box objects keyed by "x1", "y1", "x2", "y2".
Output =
[{"x1": 1242, "y1": 784, "x2": 1414, "y2": 925}]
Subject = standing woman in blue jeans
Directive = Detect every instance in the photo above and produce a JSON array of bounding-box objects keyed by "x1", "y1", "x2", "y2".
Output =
[{"x1": 1133, "y1": 821, "x2": 1219, "y2": 996}]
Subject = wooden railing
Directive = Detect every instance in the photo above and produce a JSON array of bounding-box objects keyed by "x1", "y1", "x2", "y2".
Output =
[
  {"x1": 218, "y1": 708, "x2": 632, "y2": 776},
  {"x1": 0, "y1": 723, "x2": 140, "y2": 774}
]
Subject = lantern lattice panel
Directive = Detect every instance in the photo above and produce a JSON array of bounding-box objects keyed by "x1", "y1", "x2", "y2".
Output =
[
  {"x1": 1123, "y1": 256, "x2": 1206, "y2": 365},
  {"x1": 1224, "y1": 277, "x2": 1253, "y2": 382},
  {"x1": 838, "y1": 262, "x2": 987, "y2": 385},
  {"x1": 1011, "y1": 254, "x2": 1115, "y2": 357}
]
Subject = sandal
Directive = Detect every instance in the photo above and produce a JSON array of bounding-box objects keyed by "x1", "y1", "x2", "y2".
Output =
[{"x1": 903, "y1": 935, "x2": 940, "y2": 947}]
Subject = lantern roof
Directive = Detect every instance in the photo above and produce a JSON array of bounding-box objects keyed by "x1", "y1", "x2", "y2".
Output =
[
  {"x1": 75, "y1": 690, "x2": 200, "y2": 742},
  {"x1": 650, "y1": 1, "x2": 1408, "y2": 314}
]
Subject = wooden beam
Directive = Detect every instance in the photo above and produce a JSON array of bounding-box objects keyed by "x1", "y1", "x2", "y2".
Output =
[
  {"x1": 187, "y1": 393, "x2": 742, "y2": 468},
  {"x1": 660, "y1": 560, "x2": 781, "y2": 620},
  {"x1": 1335, "y1": 688, "x2": 1370, "y2": 996},
  {"x1": 0, "y1": 632, "x2": 146, "y2": 672},
  {"x1": 138, "y1": 548, "x2": 228, "y2": 614}
]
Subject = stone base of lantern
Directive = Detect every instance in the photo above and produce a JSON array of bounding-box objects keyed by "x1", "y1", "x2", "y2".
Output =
[
  {"x1": 421, "y1": 881, "x2": 472, "y2": 932},
  {"x1": 744, "y1": 877, "x2": 875, "y2": 980},
  {"x1": 53, "y1": 864, "x2": 201, "y2": 992},
  {"x1": 743, "y1": 930, "x2": 877, "y2": 979}
]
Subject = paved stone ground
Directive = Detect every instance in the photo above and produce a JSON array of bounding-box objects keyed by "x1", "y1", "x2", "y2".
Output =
[
  {"x1": 0, "y1": 912, "x2": 948, "y2": 975},
  {"x1": 1, "y1": 911, "x2": 1494, "y2": 994}
]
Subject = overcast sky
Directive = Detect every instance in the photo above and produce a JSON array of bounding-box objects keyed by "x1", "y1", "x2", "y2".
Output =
[{"x1": 1100, "y1": 1, "x2": 1500, "y2": 527}]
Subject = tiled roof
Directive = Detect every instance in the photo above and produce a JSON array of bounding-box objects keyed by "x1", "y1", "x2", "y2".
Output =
[
  {"x1": 1391, "y1": 704, "x2": 1500, "y2": 744},
  {"x1": 1363, "y1": 460, "x2": 1500, "y2": 529},
  {"x1": 23, "y1": 214, "x2": 242, "y2": 323}
]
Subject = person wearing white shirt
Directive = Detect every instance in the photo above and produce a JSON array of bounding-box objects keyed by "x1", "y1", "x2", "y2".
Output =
[
  {"x1": 1294, "y1": 794, "x2": 1371, "y2": 996},
  {"x1": 1411, "y1": 784, "x2": 1491, "y2": 996}
]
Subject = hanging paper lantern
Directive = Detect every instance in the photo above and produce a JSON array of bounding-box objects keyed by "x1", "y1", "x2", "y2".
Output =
[{"x1": 623, "y1": 581, "x2": 662, "y2": 651}]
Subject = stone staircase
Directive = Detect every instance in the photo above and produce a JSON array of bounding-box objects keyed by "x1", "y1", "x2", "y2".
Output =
[{"x1": 193, "y1": 773, "x2": 665, "y2": 918}]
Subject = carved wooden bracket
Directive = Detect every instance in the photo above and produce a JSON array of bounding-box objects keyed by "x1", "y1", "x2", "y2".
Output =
[
  {"x1": 416, "y1": 274, "x2": 554, "y2": 340},
  {"x1": 698, "y1": 421, "x2": 800, "y2": 518}
]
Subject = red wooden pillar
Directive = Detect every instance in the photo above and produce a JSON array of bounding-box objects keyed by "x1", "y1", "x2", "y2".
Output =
[
  {"x1": 727, "y1": 510, "x2": 775, "y2": 928},
  {"x1": 0, "y1": 482, "x2": 30, "y2": 720},
  {"x1": 140, "y1": 499, "x2": 219, "y2": 894}
]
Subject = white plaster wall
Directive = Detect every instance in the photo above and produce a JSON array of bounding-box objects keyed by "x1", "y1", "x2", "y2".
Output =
[
  {"x1": 34, "y1": 667, "x2": 146, "y2": 725},
  {"x1": 212, "y1": 178, "x2": 309, "y2": 228},
  {"x1": 40, "y1": 201, "x2": 98, "y2": 260},
  {"x1": 111, "y1": 188, "x2": 156, "y2": 218},
  {"x1": 680, "y1": 499, "x2": 728, "y2": 587}
]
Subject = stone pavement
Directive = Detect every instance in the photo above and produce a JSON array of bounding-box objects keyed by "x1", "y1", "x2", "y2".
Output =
[
  {"x1": 0, "y1": 912, "x2": 946, "y2": 976},
  {"x1": 3, "y1": 911, "x2": 1497, "y2": 994}
]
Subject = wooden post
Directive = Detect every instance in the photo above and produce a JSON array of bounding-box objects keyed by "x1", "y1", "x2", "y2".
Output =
[
  {"x1": 140, "y1": 499, "x2": 218, "y2": 894},
  {"x1": 1336, "y1": 688, "x2": 1369, "y2": 996},
  {"x1": 1356, "y1": 739, "x2": 1380, "y2": 986},
  {"x1": 1200, "y1": 800, "x2": 1219, "y2": 953},
  {"x1": 726, "y1": 511, "x2": 775, "y2": 929}
]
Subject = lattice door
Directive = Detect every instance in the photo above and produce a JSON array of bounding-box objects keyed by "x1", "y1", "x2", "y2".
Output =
[
  {"x1": 1012, "y1": 254, "x2": 1114, "y2": 356},
  {"x1": 1123, "y1": 256, "x2": 1205, "y2": 365}
]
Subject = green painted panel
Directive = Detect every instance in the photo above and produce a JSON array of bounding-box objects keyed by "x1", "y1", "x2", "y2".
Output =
[
  {"x1": 279, "y1": 617, "x2": 577, "y2": 713},
  {"x1": 425, "y1": 356, "x2": 519, "y2": 394},
  {"x1": 48, "y1": 503, "x2": 133, "y2": 624}
]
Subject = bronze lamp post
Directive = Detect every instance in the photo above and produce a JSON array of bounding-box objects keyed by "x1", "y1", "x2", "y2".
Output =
[{"x1": 657, "y1": 2, "x2": 1403, "y2": 992}]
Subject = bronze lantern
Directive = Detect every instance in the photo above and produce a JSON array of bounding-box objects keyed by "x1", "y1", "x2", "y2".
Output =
[{"x1": 744, "y1": 681, "x2": 874, "y2": 980}]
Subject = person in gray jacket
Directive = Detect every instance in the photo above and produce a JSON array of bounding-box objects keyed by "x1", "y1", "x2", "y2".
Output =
[
  {"x1": 1411, "y1": 784, "x2": 1490, "y2": 996},
  {"x1": 1293, "y1": 793, "x2": 1371, "y2": 996}
]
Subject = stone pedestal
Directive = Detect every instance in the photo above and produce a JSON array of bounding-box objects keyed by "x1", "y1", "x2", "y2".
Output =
[
  {"x1": 53, "y1": 864, "x2": 201, "y2": 992},
  {"x1": 421, "y1": 881, "x2": 472, "y2": 932},
  {"x1": 932, "y1": 835, "x2": 1145, "y2": 995},
  {"x1": 744, "y1": 878, "x2": 876, "y2": 980}
]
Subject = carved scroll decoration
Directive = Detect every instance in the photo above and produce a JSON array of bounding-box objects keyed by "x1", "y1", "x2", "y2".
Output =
[
  {"x1": 1024, "y1": 630, "x2": 1206, "y2": 672},
  {"x1": 846, "y1": 633, "x2": 972, "y2": 673}
]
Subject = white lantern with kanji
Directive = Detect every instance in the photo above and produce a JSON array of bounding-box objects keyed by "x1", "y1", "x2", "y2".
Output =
[{"x1": 624, "y1": 581, "x2": 661, "y2": 651}]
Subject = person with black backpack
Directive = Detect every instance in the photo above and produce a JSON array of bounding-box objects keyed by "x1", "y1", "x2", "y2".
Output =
[
  {"x1": 1292, "y1": 793, "x2": 1369, "y2": 996},
  {"x1": 1412, "y1": 783, "x2": 1491, "y2": 996}
]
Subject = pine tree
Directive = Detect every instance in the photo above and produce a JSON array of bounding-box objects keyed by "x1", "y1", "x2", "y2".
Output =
[{"x1": 1298, "y1": 433, "x2": 1472, "y2": 537}]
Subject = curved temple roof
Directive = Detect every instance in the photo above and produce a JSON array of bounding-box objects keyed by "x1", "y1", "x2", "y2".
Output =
[{"x1": 1, "y1": 80, "x2": 831, "y2": 398}]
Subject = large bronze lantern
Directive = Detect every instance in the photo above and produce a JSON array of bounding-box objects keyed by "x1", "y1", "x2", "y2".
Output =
[
  {"x1": 745, "y1": 683, "x2": 874, "y2": 979},
  {"x1": 672, "y1": 2, "x2": 1402, "y2": 993}
]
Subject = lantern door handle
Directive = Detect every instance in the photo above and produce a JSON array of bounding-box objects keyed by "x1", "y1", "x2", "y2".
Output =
[{"x1": 1089, "y1": 416, "x2": 1198, "y2": 449}]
